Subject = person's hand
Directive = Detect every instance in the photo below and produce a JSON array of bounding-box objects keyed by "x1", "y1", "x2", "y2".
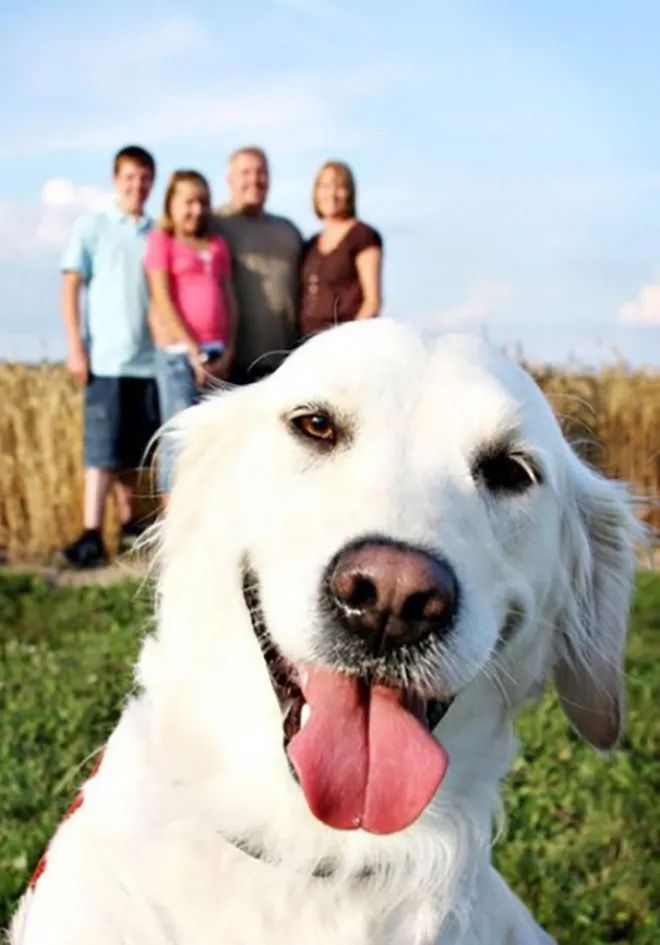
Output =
[
  {"x1": 185, "y1": 346, "x2": 208, "y2": 389},
  {"x1": 192, "y1": 357, "x2": 207, "y2": 389},
  {"x1": 66, "y1": 345, "x2": 89, "y2": 384},
  {"x1": 205, "y1": 350, "x2": 233, "y2": 382}
]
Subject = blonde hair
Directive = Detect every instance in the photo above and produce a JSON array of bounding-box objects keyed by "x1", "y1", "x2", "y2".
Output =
[
  {"x1": 160, "y1": 170, "x2": 211, "y2": 237},
  {"x1": 312, "y1": 161, "x2": 356, "y2": 220}
]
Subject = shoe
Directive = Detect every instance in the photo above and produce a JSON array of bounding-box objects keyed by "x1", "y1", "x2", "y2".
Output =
[
  {"x1": 60, "y1": 530, "x2": 108, "y2": 569},
  {"x1": 118, "y1": 518, "x2": 149, "y2": 554}
]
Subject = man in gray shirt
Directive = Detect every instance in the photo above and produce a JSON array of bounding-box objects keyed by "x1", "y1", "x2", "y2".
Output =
[{"x1": 214, "y1": 147, "x2": 302, "y2": 383}]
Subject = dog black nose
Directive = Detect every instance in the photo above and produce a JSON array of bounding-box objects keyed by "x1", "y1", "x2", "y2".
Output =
[{"x1": 328, "y1": 540, "x2": 458, "y2": 649}]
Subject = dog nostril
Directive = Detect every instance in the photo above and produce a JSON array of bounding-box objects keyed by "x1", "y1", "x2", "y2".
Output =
[
  {"x1": 335, "y1": 574, "x2": 378, "y2": 610},
  {"x1": 347, "y1": 576, "x2": 378, "y2": 609},
  {"x1": 400, "y1": 590, "x2": 448, "y2": 624}
]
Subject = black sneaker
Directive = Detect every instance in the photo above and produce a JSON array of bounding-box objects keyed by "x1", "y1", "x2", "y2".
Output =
[
  {"x1": 118, "y1": 518, "x2": 149, "y2": 554},
  {"x1": 60, "y1": 530, "x2": 108, "y2": 569}
]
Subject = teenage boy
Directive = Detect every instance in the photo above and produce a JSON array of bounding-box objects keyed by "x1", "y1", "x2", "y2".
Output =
[
  {"x1": 214, "y1": 147, "x2": 302, "y2": 383},
  {"x1": 60, "y1": 145, "x2": 159, "y2": 568}
]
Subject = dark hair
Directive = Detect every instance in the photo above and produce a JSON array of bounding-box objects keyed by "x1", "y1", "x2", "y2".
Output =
[
  {"x1": 160, "y1": 170, "x2": 212, "y2": 237},
  {"x1": 312, "y1": 161, "x2": 356, "y2": 219},
  {"x1": 113, "y1": 145, "x2": 156, "y2": 177}
]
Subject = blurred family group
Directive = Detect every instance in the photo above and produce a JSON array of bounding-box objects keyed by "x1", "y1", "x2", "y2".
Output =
[{"x1": 60, "y1": 144, "x2": 384, "y2": 568}]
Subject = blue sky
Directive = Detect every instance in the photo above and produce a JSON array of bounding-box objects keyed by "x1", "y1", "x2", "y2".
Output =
[{"x1": 2, "y1": 0, "x2": 660, "y2": 365}]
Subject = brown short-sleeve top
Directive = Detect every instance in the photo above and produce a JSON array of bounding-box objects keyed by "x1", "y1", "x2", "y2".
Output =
[{"x1": 299, "y1": 221, "x2": 382, "y2": 336}]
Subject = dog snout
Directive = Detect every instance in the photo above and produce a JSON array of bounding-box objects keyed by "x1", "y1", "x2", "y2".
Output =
[{"x1": 328, "y1": 540, "x2": 458, "y2": 649}]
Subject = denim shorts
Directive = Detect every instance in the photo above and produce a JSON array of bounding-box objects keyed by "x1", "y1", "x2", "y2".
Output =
[
  {"x1": 83, "y1": 375, "x2": 160, "y2": 471},
  {"x1": 154, "y1": 349, "x2": 200, "y2": 492}
]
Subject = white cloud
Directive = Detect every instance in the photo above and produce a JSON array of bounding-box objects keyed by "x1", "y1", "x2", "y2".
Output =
[
  {"x1": 41, "y1": 178, "x2": 111, "y2": 212},
  {"x1": 41, "y1": 178, "x2": 77, "y2": 208},
  {"x1": 36, "y1": 179, "x2": 112, "y2": 246},
  {"x1": 435, "y1": 282, "x2": 513, "y2": 330},
  {"x1": 75, "y1": 185, "x2": 113, "y2": 213},
  {"x1": 618, "y1": 284, "x2": 660, "y2": 325},
  {"x1": 0, "y1": 178, "x2": 113, "y2": 262}
]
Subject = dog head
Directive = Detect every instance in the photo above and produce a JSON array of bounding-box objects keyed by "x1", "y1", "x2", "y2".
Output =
[{"x1": 148, "y1": 319, "x2": 637, "y2": 843}]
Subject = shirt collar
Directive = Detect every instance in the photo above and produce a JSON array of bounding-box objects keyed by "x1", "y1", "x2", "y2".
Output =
[
  {"x1": 109, "y1": 203, "x2": 152, "y2": 232},
  {"x1": 220, "y1": 202, "x2": 266, "y2": 220}
]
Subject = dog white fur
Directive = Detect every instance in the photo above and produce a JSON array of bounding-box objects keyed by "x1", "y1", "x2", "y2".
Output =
[{"x1": 10, "y1": 320, "x2": 637, "y2": 945}]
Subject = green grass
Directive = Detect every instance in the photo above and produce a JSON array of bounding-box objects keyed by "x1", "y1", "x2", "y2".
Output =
[
  {"x1": 0, "y1": 575, "x2": 150, "y2": 926},
  {"x1": 1, "y1": 572, "x2": 658, "y2": 941},
  {"x1": 496, "y1": 571, "x2": 660, "y2": 944}
]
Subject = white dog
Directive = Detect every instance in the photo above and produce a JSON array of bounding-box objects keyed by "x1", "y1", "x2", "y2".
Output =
[{"x1": 11, "y1": 320, "x2": 637, "y2": 945}]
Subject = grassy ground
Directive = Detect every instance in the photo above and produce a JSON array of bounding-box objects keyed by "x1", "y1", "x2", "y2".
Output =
[
  {"x1": 497, "y1": 571, "x2": 660, "y2": 944},
  {"x1": 0, "y1": 571, "x2": 658, "y2": 942}
]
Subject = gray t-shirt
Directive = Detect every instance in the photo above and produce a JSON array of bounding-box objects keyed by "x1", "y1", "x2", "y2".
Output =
[{"x1": 214, "y1": 207, "x2": 303, "y2": 380}]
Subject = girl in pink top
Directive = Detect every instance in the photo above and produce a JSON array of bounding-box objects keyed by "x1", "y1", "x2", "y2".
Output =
[
  {"x1": 145, "y1": 170, "x2": 236, "y2": 378},
  {"x1": 145, "y1": 170, "x2": 238, "y2": 492}
]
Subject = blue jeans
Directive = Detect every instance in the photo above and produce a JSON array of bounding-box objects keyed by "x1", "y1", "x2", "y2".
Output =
[{"x1": 154, "y1": 349, "x2": 199, "y2": 492}]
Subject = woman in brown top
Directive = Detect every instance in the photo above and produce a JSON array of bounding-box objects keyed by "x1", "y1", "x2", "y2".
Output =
[{"x1": 299, "y1": 161, "x2": 383, "y2": 337}]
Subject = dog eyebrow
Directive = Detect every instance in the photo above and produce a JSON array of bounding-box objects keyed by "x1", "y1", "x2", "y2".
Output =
[
  {"x1": 286, "y1": 400, "x2": 336, "y2": 417},
  {"x1": 473, "y1": 429, "x2": 537, "y2": 458}
]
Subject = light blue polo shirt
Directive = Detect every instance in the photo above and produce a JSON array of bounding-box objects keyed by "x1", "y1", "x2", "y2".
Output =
[{"x1": 61, "y1": 206, "x2": 155, "y2": 378}]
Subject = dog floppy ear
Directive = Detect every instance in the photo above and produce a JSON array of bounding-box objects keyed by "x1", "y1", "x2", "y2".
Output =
[
  {"x1": 157, "y1": 384, "x2": 260, "y2": 555},
  {"x1": 554, "y1": 462, "x2": 638, "y2": 750}
]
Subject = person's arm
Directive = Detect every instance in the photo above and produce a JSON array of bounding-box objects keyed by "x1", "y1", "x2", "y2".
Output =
[
  {"x1": 61, "y1": 216, "x2": 93, "y2": 383},
  {"x1": 354, "y1": 245, "x2": 383, "y2": 319},
  {"x1": 147, "y1": 270, "x2": 197, "y2": 350},
  {"x1": 61, "y1": 270, "x2": 89, "y2": 384},
  {"x1": 207, "y1": 275, "x2": 237, "y2": 381},
  {"x1": 146, "y1": 269, "x2": 206, "y2": 386}
]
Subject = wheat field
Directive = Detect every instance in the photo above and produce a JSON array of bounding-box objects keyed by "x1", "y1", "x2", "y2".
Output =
[{"x1": 0, "y1": 361, "x2": 658, "y2": 560}]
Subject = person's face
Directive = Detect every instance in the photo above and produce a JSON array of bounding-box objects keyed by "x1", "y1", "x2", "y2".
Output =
[
  {"x1": 315, "y1": 168, "x2": 351, "y2": 221},
  {"x1": 113, "y1": 159, "x2": 154, "y2": 216},
  {"x1": 227, "y1": 153, "x2": 269, "y2": 212},
  {"x1": 169, "y1": 180, "x2": 209, "y2": 236}
]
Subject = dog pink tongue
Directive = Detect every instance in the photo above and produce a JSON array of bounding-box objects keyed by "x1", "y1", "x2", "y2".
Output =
[{"x1": 287, "y1": 667, "x2": 448, "y2": 834}]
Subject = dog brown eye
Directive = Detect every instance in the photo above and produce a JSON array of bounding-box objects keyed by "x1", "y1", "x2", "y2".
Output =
[
  {"x1": 475, "y1": 451, "x2": 539, "y2": 494},
  {"x1": 292, "y1": 413, "x2": 337, "y2": 445}
]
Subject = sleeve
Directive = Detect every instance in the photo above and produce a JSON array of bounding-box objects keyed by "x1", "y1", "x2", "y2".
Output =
[
  {"x1": 354, "y1": 223, "x2": 383, "y2": 252},
  {"x1": 143, "y1": 228, "x2": 171, "y2": 271},
  {"x1": 61, "y1": 214, "x2": 93, "y2": 280},
  {"x1": 275, "y1": 215, "x2": 304, "y2": 251},
  {"x1": 212, "y1": 236, "x2": 232, "y2": 278}
]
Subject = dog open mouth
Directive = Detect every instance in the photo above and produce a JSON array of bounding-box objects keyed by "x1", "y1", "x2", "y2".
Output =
[{"x1": 242, "y1": 567, "x2": 453, "y2": 835}]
